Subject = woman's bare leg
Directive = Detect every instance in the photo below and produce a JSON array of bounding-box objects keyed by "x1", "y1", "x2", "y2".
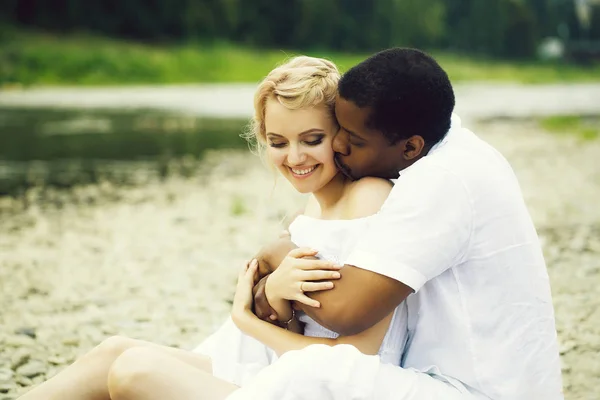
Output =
[
  {"x1": 108, "y1": 347, "x2": 238, "y2": 400},
  {"x1": 18, "y1": 336, "x2": 212, "y2": 400}
]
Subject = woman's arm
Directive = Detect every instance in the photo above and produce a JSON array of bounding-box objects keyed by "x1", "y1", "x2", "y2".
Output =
[
  {"x1": 258, "y1": 250, "x2": 341, "y2": 328},
  {"x1": 251, "y1": 199, "x2": 331, "y2": 321},
  {"x1": 233, "y1": 307, "x2": 393, "y2": 357},
  {"x1": 232, "y1": 259, "x2": 393, "y2": 357}
]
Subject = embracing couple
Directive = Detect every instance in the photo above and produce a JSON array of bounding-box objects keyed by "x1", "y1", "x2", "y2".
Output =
[{"x1": 19, "y1": 48, "x2": 563, "y2": 400}]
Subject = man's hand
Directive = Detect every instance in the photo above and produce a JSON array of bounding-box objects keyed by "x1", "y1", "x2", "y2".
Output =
[
  {"x1": 253, "y1": 275, "x2": 279, "y2": 322},
  {"x1": 256, "y1": 258, "x2": 273, "y2": 279}
]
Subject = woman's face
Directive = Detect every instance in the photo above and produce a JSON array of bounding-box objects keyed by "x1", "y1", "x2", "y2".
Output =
[{"x1": 264, "y1": 98, "x2": 339, "y2": 194}]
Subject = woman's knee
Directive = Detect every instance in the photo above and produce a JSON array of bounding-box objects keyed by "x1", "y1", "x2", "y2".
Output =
[
  {"x1": 107, "y1": 347, "x2": 163, "y2": 399},
  {"x1": 91, "y1": 335, "x2": 138, "y2": 360}
]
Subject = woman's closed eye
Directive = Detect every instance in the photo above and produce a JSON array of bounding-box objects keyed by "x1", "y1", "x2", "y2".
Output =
[
  {"x1": 268, "y1": 137, "x2": 323, "y2": 148},
  {"x1": 269, "y1": 141, "x2": 287, "y2": 148},
  {"x1": 303, "y1": 134, "x2": 325, "y2": 146},
  {"x1": 304, "y1": 138, "x2": 323, "y2": 146}
]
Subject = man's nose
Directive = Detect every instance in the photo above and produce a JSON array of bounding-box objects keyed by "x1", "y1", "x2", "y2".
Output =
[{"x1": 332, "y1": 131, "x2": 350, "y2": 156}]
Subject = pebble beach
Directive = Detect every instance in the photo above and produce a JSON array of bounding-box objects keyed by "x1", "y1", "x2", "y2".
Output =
[{"x1": 1, "y1": 83, "x2": 599, "y2": 399}]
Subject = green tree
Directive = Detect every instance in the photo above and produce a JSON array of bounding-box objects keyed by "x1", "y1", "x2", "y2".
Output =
[{"x1": 389, "y1": 0, "x2": 446, "y2": 48}]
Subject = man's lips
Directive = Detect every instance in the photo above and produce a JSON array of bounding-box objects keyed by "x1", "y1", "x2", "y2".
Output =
[{"x1": 334, "y1": 156, "x2": 353, "y2": 179}]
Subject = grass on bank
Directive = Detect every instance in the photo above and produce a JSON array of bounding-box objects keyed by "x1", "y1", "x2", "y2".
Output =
[
  {"x1": 540, "y1": 116, "x2": 600, "y2": 140},
  {"x1": 2, "y1": 28, "x2": 600, "y2": 86}
]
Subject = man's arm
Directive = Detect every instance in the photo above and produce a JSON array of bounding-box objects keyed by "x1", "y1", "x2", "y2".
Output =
[
  {"x1": 298, "y1": 266, "x2": 412, "y2": 335},
  {"x1": 254, "y1": 236, "x2": 299, "y2": 277},
  {"x1": 254, "y1": 237, "x2": 412, "y2": 336},
  {"x1": 308, "y1": 167, "x2": 472, "y2": 335}
]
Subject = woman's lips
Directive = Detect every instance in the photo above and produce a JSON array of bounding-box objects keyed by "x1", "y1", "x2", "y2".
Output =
[{"x1": 289, "y1": 165, "x2": 319, "y2": 179}]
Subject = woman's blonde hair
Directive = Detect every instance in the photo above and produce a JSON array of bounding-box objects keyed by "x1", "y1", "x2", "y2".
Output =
[{"x1": 244, "y1": 56, "x2": 341, "y2": 156}]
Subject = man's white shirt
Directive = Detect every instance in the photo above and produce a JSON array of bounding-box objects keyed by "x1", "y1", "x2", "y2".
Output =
[{"x1": 345, "y1": 115, "x2": 563, "y2": 399}]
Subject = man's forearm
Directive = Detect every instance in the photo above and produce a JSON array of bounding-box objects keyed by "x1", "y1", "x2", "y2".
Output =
[
  {"x1": 252, "y1": 236, "x2": 354, "y2": 330},
  {"x1": 252, "y1": 236, "x2": 399, "y2": 335},
  {"x1": 296, "y1": 266, "x2": 413, "y2": 336},
  {"x1": 255, "y1": 236, "x2": 298, "y2": 275}
]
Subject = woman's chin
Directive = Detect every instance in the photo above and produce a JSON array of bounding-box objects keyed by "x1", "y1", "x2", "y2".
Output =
[
  {"x1": 281, "y1": 172, "x2": 319, "y2": 194},
  {"x1": 284, "y1": 172, "x2": 336, "y2": 194},
  {"x1": 290, "y1": 183, "x2": 314, "y2": 194}
]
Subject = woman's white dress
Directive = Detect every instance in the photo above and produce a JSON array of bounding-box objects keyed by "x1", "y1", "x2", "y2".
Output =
[{"x1": 194, "y1": 214, "x2": 408, "y2": 387}]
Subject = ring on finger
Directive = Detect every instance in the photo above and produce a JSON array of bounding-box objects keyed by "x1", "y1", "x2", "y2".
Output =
[{"x1": 300, "y1": 282, "x2": 304, "y2": 292}]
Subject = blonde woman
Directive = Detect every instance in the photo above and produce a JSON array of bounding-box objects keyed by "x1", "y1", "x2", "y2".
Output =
[{"x1": 18, "y1": 56, "x2": 408, "y2": 400}]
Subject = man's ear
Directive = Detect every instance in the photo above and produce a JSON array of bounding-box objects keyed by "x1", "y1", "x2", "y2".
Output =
[{"x1": 402, "y1": 135, "x2": 425, "y2": 160}]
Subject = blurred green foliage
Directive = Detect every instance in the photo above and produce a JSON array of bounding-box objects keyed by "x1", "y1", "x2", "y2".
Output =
[
  {"x1": 2, "y1": 28, "x2": 600, "y2": 86},
  {"x1": 540, "y1": 116, "x2": 600, "y2": 140},
  {"x1": 1, "y1": 0, "x2": 599, "y2": 59}
]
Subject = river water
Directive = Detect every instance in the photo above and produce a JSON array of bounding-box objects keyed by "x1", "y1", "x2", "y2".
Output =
[{"x1": 0, "y1": 107, "x2": 249, "y2": 195}]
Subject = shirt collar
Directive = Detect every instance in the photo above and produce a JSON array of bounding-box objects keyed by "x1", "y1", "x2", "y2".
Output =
[{"x1": 396, "y1": 113, "x2": 461, "y2": 178}]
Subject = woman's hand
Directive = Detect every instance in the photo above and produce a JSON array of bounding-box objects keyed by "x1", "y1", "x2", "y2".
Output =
[
  {"x1": 231, "y1": 259, "x2": 259, "y2": 328},
  {"x1": 265, "y1": 248, "x2": 342, "y2": 309}
]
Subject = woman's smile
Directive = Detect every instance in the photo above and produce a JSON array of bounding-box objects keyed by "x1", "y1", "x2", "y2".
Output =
[{"x1": 289, "y1": 164, "x2": 319, "y2": 179}]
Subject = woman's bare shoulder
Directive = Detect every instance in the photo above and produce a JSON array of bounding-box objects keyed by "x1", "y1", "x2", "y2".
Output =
[{"x1": 345, "y1": 177, "x2": 393, "y2": 219}]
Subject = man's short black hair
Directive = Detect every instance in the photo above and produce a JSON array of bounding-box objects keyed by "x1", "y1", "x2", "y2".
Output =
[{"x1": 338, "y1": 48, "x2": 455, "y2": 146}]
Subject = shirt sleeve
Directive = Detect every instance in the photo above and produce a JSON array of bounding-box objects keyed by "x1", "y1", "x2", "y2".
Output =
[{"x1": 344, "y1": 162, "x2": 473, "y2": 292}]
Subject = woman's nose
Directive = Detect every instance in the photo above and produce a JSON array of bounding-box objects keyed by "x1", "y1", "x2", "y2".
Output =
[
  {"x1": 332, "y1": 130, "x2": 350, "y2": 156},
  {"x1": 287, "y1": 145, "x2": 307, "y2": 165}
]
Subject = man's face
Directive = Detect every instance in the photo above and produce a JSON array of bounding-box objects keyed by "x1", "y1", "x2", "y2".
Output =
[{"x1": 332, "y1": 95, "x2": 407, "y2": 180}]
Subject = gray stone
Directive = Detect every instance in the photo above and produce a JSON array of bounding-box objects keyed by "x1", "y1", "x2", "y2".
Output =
[
  {"x1": 0, "y1": 382, "x2": 15, "y2": 394},
  {"x1": 560, "y1": 340, "x2": 577, "y2": 355},
  {"x1": 47, "y1": 356, "x2": 66, "y2": 366},
  {"x1": 10, "y1": 349, "x2": 31, "y2": 371},
  {"x1": 14, "y1": 375, "x2": 32, "y2": 387},
  {"x1": 4, "y1": 336, "x2": 34, "y2": 348},
  {"x1": 61, "y1": 337, "x2": 80, "y2": 347},
  {"x1": 588, "y1": 238, "x2": 600, "y2": 252},
  {"x1": 0, "y1": 369, "x2": 13, "y2": 384},
  {"x1": 16, "y1": 361, "x2": 46, "y2": 379},
  {"x1": 14, "y1": 328, "x2": 36, "y2": 340}
]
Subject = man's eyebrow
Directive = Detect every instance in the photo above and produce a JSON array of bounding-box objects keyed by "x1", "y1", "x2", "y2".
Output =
[{"x1": 266, "y1": 128, "x2": 325, "y2": 137}]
